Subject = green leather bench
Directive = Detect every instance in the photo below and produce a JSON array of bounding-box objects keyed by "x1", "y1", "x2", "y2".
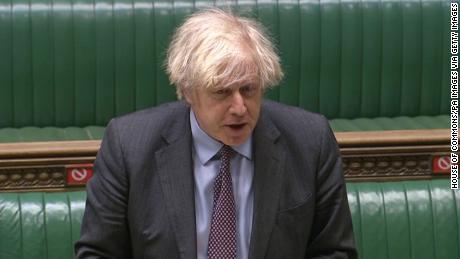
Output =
[
  {"x1": 0, "y1": 3, "x2": 453, "y2": 258},
  {"x1": 0, "y1": 179, "x2": 457, "y2": 259},
  {"x1": 0, "y1": 0, "x2": 450, "y2": 142}
]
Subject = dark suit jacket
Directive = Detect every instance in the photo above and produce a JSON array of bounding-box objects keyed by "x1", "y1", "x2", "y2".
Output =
[{"x1": 75, "y1": 100, "x2": 357, "y2": 259}]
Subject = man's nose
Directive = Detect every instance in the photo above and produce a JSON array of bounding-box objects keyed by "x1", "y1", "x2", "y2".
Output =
[{"x1": 229, "y1": 92, "x2": 247, "y2": 116}]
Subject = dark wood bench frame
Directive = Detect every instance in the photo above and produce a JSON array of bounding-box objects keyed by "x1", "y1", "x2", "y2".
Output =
[{"x1": 0, "y1": 129, "x2": 450, "y2": 192}]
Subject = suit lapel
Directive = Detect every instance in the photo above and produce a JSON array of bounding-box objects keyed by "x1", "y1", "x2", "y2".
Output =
[
  {"x1": 156, "y1": 105, "x2": 197, "y2": 259},
  {"x1": 249, "y1": 111, "x2": 284, "y2": 259},
  {"x1": 153, "y1": 102, "x2": 284, "y2": 259}
]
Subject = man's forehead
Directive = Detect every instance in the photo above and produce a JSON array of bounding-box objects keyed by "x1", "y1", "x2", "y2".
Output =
[
  {"x1": 209, "y1": 68, "x2": 260, "y2": 89},
  {"x1": 207, "y1": 79, "x2": 260, "y2": 90}
]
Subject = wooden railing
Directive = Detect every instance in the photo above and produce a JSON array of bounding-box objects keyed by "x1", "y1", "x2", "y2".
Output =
[
  {"x1": 0, "y1": 129, "x2": 450, "y2": 191},
  {"x1": 337, "y1": 129, "x2": 450, "y2": 181}
]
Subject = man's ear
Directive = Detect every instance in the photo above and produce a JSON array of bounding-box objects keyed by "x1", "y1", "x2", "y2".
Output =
[
  {"x1": 182, "y1": 90, "x2": 192, "y2": 104},
  {"x1": 182, "y1": 89, "x2": 194, "y2": 105}
]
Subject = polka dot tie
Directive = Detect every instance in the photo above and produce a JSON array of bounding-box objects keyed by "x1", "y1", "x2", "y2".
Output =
[{"x1": 207, "y1": 145, "x2": 237, "y2": 259}]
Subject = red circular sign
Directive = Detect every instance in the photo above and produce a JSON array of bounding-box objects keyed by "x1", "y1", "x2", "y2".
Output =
[
  {"x1": 437, "y1": 157, "x2": 450, "y2": 170},
  {"x1": 71, "y1": 169, "x2": 88, "y2": 181}
]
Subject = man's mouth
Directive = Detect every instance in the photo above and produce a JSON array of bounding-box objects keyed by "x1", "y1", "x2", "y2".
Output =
[{"x1": 227, "y1": 123, "x2": 246, "y2": 130}]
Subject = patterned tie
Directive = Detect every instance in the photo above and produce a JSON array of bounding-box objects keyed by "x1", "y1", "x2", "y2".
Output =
[{"x1": 207, "y1": 145, "x2": 237, "y2": 259}]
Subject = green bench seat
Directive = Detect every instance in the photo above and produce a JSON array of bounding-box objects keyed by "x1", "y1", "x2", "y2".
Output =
[
  {"x1": 0, "y1": 126, "x2": 105, "y2": 143},
  {"x1": 0, "y1": 179, "x2": 457, "y2": 259},
  {"x1": 0, "y1": 0, "x2": 449, "y2": 143},
  {"x1": 329, "y1": 115, "x2": 449, "y2": 132},
  {"x1": 0, "y1": 115, "x2": 449, "y2": 143}
]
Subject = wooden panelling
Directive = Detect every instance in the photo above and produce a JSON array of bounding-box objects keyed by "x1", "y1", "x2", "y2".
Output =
[{"x1": 0, "y1": 129, "x2": 451, "y2": 191}]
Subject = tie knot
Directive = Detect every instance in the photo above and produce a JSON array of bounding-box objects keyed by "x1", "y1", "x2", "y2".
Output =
[{"x1": 219, "y1": 145, "x2": 235, "y2": 160}]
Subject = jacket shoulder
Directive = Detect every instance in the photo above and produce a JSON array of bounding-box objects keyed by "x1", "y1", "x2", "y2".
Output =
[
  {"x1": 104, "y1": 101, "x2": 189, "y2": 146},
  {"x1": 262, "y1": 100, "x2": 329, "y2": 131},
  {"x1": 113, "y1": 101, "x2": 188, "y2": 127}
]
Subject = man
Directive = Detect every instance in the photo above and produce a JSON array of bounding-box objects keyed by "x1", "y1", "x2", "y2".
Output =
[{"x1": 76, "y1": 8, "x2": 356, "y2": 259}]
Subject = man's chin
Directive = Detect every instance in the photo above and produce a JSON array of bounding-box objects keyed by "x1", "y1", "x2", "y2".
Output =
[{"x1": 221, "y1": 133, "x2": 251, "y2": 146}]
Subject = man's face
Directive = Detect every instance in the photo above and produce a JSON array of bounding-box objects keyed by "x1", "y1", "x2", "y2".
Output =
[{"x1": 185, "y1": 84, "x2": 262, "y2": 146}]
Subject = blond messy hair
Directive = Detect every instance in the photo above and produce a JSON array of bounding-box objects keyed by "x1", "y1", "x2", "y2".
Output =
[{"x1": 166, "y1": 8, "x2": 283, "y2": 99}]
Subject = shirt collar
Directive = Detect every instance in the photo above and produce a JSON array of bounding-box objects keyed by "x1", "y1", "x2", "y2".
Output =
[{"x1": 190, "y1": 109, "x2": 253, "y2": 165}]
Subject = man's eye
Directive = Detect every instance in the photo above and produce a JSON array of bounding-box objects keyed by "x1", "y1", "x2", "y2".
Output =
[
  {"x1": 241, "y1": 86, "x2": 252, "y2": 92},
  {"x1": 214, "y1": 89, "x2": 229, "y2": 95},
  {"x1": 241, "y1": 85, "x2": 256, "y2": 95}
]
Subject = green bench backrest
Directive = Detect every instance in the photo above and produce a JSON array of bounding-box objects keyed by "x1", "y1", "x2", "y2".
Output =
[
  {"x1": 0, "y1": 191, "x2": 85, "y2": 259},
  {"x1": 347, "y1": 179, "x2": 459, "y2": 259},
  {"x1": 0, "y1": 179, "x2": 457, "y2": 259},
  {"x1": 0, "y1": 0, "x2": 450, "y2": 128}
]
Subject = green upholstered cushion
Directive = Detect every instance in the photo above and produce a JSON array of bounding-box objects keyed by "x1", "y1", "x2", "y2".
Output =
[
  {"x1": 0, "y1": 191, "x2": 86, "y2": 259},
  {"x1": 330, "y1": 115, "x2": 449, "y2": 132},
  {"x1": 0, "y1": 179, "x2": 456, "y2": 259},
  {"x1": 0, "y1": 0, "x2": 449, "y2": 129},
  {"x1": 0, "y1": 115, "x2": 448, "y2": 143},
  {"x1": 0, "y1": 126, "x2": 105, "y2": 143},
  {"x1": 347, "y1": 179, "x2": 459, "y2": 259},
  {"x1": 0, "y1": 115, "x2": 448, "y2": 142}
]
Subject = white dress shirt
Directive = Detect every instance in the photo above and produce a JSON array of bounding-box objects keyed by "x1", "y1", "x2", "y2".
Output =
[{"x1": 190, "y1": 110, "x2": 254, "y2": 259}]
